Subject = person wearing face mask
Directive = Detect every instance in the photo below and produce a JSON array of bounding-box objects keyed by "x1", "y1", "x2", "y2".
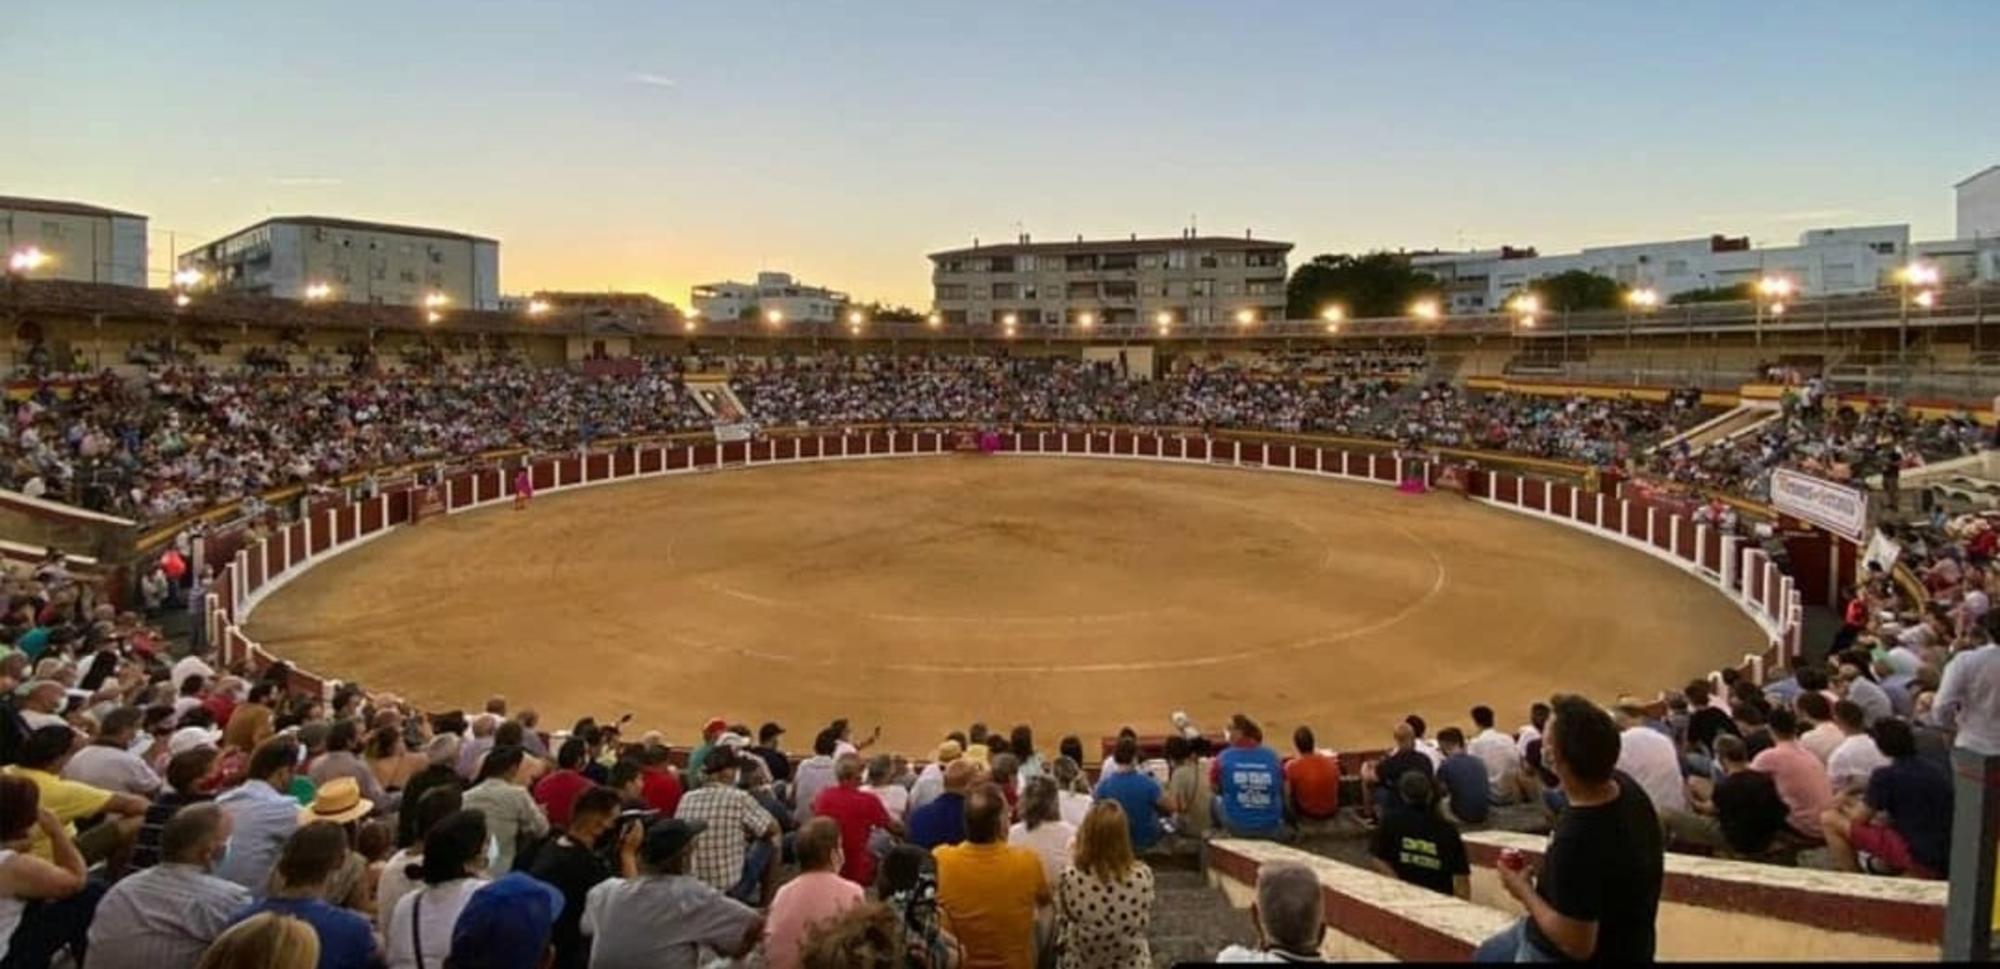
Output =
[
  {"x1": 84, "y1": 803, "x2": 251, "y2": 969},
  {"x1": 383, "y1": 809, "x2": 491, "y2": 969},
  {"x1": 522, "y1": 786, "x2": 640, "y2": 969},
  {"x1": 762, "y1": 818, "x2": 862, "y2": 969}
]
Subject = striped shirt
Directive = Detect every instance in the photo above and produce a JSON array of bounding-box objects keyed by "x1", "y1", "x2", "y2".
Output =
[{"x1": 85, "y1": 863, "x2": 251, "y2": 969}]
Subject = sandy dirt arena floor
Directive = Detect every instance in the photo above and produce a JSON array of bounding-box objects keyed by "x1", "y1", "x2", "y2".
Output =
[{"x1": 245, "y1": 456, "x2": 1764, "y2": 754}]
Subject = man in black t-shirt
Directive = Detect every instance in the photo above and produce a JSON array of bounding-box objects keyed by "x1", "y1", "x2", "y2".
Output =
[
  {"x1": 1368, "y1": 772, "x2": 1470, "y2": 898},
  {"x1": 1362, "y1": 721, "x2": 1436, "y2": 822},
  {"x1": 522, "y1": 786, "x2": 640, "y2": 969},
  {"x1": 1683, "y1": 680, "x2": 1738, "y2": 761},
  {"x1": 1666, "y1": 734, "x2": 1789, "y2": 858},
  {"x1": 1476, "y1": 694, "x2": 1664, "y2": 962}
]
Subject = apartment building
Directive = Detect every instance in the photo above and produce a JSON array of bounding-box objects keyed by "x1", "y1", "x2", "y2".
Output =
[
  {"x1": 0, "y1": 195, "x2": 148, "y2": 287},
  {"x1": 179, "y1": 215, "x2": 500, "y2": 309},
  {"x1": 927, "y1": 231, "x2": 1292, "y2": 328},
  {"x1": 1412, "y1": 225, "x2": 1910, "y2": 314}
]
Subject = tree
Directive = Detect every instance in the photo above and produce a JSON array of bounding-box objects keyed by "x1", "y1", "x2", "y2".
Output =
[
  {"x1": 1514, "y1": 270, "x2": 1624, "y2": 312},
  {"x1": 1285, "y1": 253, "x2": 1441, "y2": 319},
  {"x1": 1667, "y1": 282, "x2": 1754, "y2": 305},
  {"x1": 852, "y1": 301, "x2": 925, "y2": 323}
]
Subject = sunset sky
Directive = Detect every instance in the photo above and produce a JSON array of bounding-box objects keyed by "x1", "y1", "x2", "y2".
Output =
[{"x1": 9, "y1": 1, "x2": 1997, "y2": 307}]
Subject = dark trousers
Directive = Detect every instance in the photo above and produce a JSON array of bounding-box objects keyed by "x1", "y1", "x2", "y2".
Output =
[{"x1": 0, "y1": 878, "x2": 107, "y2": 969}]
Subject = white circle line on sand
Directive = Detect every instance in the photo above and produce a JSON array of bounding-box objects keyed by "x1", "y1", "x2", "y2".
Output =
[{"x1": 659, "y1": 512, "x2": 1450, "y2": 674}]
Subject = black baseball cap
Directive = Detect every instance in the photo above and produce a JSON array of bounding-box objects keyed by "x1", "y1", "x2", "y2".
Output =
[
  {"x1": 640, "y1": 818, "x2": 707, "y2": 866},
  {"x1": 757, "y1": 722, "x2": 785, "y2": 742}
]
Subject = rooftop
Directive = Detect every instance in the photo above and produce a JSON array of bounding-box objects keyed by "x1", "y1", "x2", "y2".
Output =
[
  {"x1": 0, "y1": 195, "x2": 145, "y2": 220},
  {"x1": 929, "y1": 234, "x2": 1292, "y2": 260},
  {"x1": 206, "y1": 214, "x2": 497, "y2": 245}
]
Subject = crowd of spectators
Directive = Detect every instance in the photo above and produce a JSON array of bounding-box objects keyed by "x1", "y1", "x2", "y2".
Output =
[{"x1": 3, "y1": 349, "x2": 1989, "y2": 534}]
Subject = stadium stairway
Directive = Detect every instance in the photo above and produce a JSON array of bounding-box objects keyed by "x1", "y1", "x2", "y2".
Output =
[
  {"x1": 1147, "y1": 854, "x2": 1259, "y2": 966},
  {"x1": 1655, "y1": 400, "x2": 1778, "y2": 454}
]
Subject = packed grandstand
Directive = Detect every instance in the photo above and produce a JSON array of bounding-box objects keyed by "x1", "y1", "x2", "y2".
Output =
[{"x1": 0, "y1": 339, "x2": 1985, "y2": 966}]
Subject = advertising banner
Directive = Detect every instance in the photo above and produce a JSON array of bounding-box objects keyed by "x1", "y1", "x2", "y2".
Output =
[{"x1": 1770, "y1": 468, "x2": 1869, "y2": 542}]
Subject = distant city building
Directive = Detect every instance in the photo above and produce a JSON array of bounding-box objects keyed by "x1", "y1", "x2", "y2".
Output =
[
  {"x1": 0, "y1": 195, "x2": 147, "y2": 287},
  {"x1": 1411, "y1": 225, "x2": 1911, "y2": 313},
  {"x1": 927, "y1": 231, "x2": 1292, "y2": 328},
  {"x1": 691, "y1": 271, "x2": 848, "y2": 325},
  {"x1": 179, "y1": 215, "x2": 500, "y2": 309},
  {"x1": 1956, "y1": 165, "x2": 2000, "y2": 242}
]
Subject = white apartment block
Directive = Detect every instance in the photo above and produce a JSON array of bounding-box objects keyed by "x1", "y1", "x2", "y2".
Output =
[
  {"x1": 180, "y1": 216, "x2": 500, "y2": 309},
  {"x1": 1412, "y1": 225, "x2": 1911, "y2": 314},
  {"x1": 690, "y1": 271, "x2": 848, "y2": 325},
  {"x1": 0, "y1": 195, "x2": 147, "y2": 287},
  {"x1": 928, "y1": 232, "x2": 1292, "y2": 328}
]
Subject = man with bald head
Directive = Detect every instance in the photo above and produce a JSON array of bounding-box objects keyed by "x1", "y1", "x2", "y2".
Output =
[
  {"x1": 1363, "y1": 720, "x2": 1435, "y2": 821},
  {"x1": 908, "y1": 758, "x2": 982, "y2": 850}
]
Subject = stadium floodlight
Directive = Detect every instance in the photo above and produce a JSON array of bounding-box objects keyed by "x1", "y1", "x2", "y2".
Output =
[
  {"x1": 1899, "y1": 262, "x2": 1941, "y2": 287},
  {"x1": 1626, "y1": 287, "x2": 1660, "y2": 309},
  {"x1": 847, "y1": 309, "x2": 866, "y2": 326},
  {"x1": 423, "y1": 291, "x2": 451, "y2": 309},
  {"x1": 926, "y1": 312, "x2": 942, "y2": 329},
  {"x1": 526, "y1": 298, "x2": 552, "y2": 316},
  {"x1": 1914, "y1": 289, "x2": 1937, "y2": 309},
  {"x1": 1002, "y1": 312, "x2": 1018, "y2": 327},
  {"x1": 1768, "y1": 302, "x2": 1786, "y2": 316},
  {"x1": 765, "y1": 308, "x2": 784, "y2": 326},
  {"x1": 1508, "y1": 293, "x2": 1540, "y2": 316},
  {"x1": 174, "y1": 293, "x2": 192, "y2": 308},
  {"x1": 1756, "y1": 276, "x2": 1794, "y2": 299},
  {"x1": 1235, "y1": 308, "x2": 1256, "y2": 326},
  {"x1": 1155, "y1": 310, "x2": 1173, "y2": 327},
  {"x1": 426, "y1": 310, "x2": 443, "y2": 324},
  {"x1": 1076, "y1": 311, "x2": 1095, "y2": 329},
  {"x1": 173, "y1": 268, "x2": 205, "y2": 289},
  {"x1": 1324, "y1": 321, "x2": 1341, "y2": 335},
  {"x1": 1409, "y1": 298, "x2": 1440, "y2": 321},
  {"x1": 1320, "y1": 305, "x2": 1344, "y2": 323},
  {"x1": 305, "y1": 282, "x2": 335, "y2": 302},
  {"x1": 6, "y1": 246, "x2": 49, "y2": 274}
]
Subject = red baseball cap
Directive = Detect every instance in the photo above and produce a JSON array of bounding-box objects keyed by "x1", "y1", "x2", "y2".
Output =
[{"x1": 702, "y1": 717, "x2": 727, "y2": 737}]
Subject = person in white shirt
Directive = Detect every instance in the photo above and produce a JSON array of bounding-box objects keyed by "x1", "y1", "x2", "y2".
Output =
[
  {"x1": 1613, "y1": 704, "x2": 1687, "y2": 813},
  {"x1": 1466, "y1": 706, "x2": 1524, "y2": 804},
  {"x1": 1795, "y1": 694, "x2": 1844, "y2": 764},
  {"x1": 1514, "y1": 702, "x2": 1551, "y2": 761},
  {"x1": 1407, "y1": 715, "x2": 1444, "y2": 770},
  {"x1": 909, "y1": 741, "x2": 961, "y2": 815},
  {"x1": 1935, "y1": 634, "x2": 2000, "y2": 756},
  {"x1": 376, "y1": 785, "x2": 466, "y2": 941},
  {"x1": 15, "y1": 682, "x2": 67, "y2": 732},
  {"x1": 385, "y1": 810, "x2": 490, "y2": 969},
  {"x1": 1825, "y1": 701, "x2": 1892, "y2": 793},
  {"x1": 862, "y1": 755, "x2": 909, "y2": 821},
  {"x1": 1050, "y1": 757, "x2": 1093, "y2": 828},
  {"x1": 1006, "y1": 777, "x2": 1076, "y2": 890}
]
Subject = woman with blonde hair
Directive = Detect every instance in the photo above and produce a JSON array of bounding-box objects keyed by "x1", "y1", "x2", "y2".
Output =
[
  {"x1": 1055, "y1": 802, "x2": 1154, "y2": 969},
  {"x1": 196, "y1": 913, "x2": 320, "y2": 969}
]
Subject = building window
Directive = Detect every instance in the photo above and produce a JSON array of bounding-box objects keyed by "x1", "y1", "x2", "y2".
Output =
[
  {"x1": 1198, "y1": 253, "x2": 1219, "y2": 269},
  {"x1": 991, "y1": 282, "x2": 1018, "y2": 299},
  {"x1": 936, "y1": 284, "x2": 967, "y2": 301},
  {"x1": 1246, "y1": 251, "x2": 1283, "y2": 268},
  {"x1": 1167, "y1": 249, "x2": 1187, "y2": 269}
]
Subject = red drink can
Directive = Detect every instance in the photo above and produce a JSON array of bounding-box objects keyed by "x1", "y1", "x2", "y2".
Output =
[{"x1": 1499, "y1": 848, "x2": 1526, "y2": 872}]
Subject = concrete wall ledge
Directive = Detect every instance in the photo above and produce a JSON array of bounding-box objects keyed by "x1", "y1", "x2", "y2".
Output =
[{"x1": 1208, "y1": 838, "x2": 1512, "y2": 962}]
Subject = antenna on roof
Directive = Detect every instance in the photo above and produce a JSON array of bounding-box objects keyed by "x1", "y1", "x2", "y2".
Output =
[{"x1": 1190, "y1": 213, "x2": 1198, "y2": 237}]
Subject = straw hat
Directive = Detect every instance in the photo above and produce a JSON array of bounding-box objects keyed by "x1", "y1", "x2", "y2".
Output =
[{"x1": 302, "y1": 776, "x2": 374, "y2": 824}]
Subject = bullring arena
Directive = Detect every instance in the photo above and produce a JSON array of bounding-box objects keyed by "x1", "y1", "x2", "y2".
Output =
[{"x1": 240, "y1": 432, "x2": 1766, "y2": 753}]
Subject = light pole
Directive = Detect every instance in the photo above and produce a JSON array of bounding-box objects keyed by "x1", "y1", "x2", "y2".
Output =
[
  {"x1": 1896, "y1": 262, "x2": 1940, "y2": 393},
  {"x1": 1754, "y1": 276, "x2": 1792, "y2": 349},
  {"x1": 1625, "y1": 287, "x2": 1659, "y2": 376}
]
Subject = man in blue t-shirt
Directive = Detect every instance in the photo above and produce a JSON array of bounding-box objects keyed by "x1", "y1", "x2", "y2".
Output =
[
  {"x1": 1210, "y1": 714, "x2": 1287, "y2": 839},
  {"x1": 228, "y1": 822, "x2": 380, "y2": 969},
  {"x1": 1435, "y1": 728, "x2": 1492, "y2": 826},
  {"x1": 1094, "y1": 735, "x2": 1175, "y2": 851}
]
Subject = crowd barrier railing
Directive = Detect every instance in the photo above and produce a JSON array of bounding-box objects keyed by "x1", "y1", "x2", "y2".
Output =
[{"x1": 204, "y1": 426, "x2": 1800, "y2": 722}]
